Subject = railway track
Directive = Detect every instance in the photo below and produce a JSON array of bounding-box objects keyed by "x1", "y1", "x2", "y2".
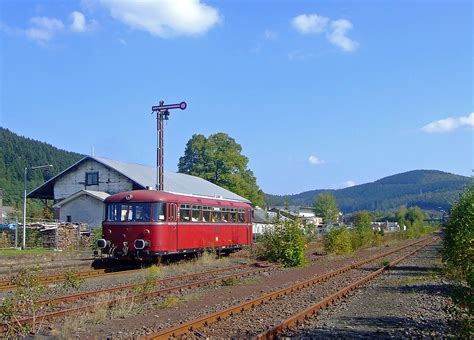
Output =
[
  {"x1": 0, "y1": 264, "x2": 142, "y2": 291},
  {"x1": 0, "y1": 262, "x2": 275, "y2": 335},
  {"x1": 144, "y1": 236, "x2": 437, "y2": 339}
]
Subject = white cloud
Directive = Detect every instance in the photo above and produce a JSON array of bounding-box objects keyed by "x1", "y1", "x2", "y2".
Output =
[
  {"x1": 100, "y1": 0, "x2": 221, "y2": 38},
  {"x1": 70, "y1": 11, "x2": 85, "y2": 32},
  {"x1": 25, "y1": 16, "x2": 64, "y2": 43},
  {"x1": 327, "y1": 19, "x2": 357, "y2": 52},
  {"x1": 264, "y1": 29, "x2": 278, "y2": 40},
  {"x1": 70, "y1": 11, "x2": 97, "y2": 32},
  {"x1": 292, "y1": 14, "x2": 329, "y2": 34},
  {"x1": 291, "y1": 13, "x2": 357, "y2": 52},
  {"x1": 422, "y1": 113, "x2": 474, "y2": 133},
  {"x1": 308, "y1": 155, "x2": 325, "y2": 165}
]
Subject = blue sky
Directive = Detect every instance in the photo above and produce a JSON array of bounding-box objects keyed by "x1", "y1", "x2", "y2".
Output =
[{"x1": 1, "y1": 0, "x2": 472, "y2": 195}]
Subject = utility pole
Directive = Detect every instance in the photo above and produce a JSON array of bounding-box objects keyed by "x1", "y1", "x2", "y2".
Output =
[{"x1": 151, "y1": 100, "x2": 187, "y2": 191}]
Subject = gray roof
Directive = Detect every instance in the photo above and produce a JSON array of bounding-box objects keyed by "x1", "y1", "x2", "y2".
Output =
[
  {"x1": 29, "y1": 156, "x2": 250, "y2": 203},
  {"x1": 52, "y1": 190, "x2": 110, "y2": 208}
]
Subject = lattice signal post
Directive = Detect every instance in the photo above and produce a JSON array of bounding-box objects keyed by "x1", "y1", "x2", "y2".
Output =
[{"x1": 151, "y1": 100, "x2": 187, "y2": 191}]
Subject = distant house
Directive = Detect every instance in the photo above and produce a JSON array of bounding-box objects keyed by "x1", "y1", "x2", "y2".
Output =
[
  {"x1": 252, "y1": 208, "x2": 281, "y2": 235},
  {"x1": 28, "y1": 156, "x2": 250, "y2": 227},
  {"x1": 371, "y1": 221, "x2": 401, "y2": 233},
  {"x1": 272, "y1": 206, "x2": 323, "y2": 226}
]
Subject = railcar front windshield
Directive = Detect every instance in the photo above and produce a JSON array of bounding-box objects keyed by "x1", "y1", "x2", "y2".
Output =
[{"x1": 106, "y1": 202, "x2": 166, "y2": 222}]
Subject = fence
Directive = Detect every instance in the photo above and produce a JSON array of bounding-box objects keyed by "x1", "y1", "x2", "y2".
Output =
[{"x1": 0, "y1": 218, "x2": 93, "y2": 250}]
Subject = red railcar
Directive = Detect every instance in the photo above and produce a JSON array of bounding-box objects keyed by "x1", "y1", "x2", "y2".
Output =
[{"x1": 97, "y1": 190, "x2": 253, "y2": 261}]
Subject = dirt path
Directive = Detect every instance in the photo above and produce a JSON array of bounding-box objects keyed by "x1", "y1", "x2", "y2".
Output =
[{"x1": 282, "y1": 241, "x2": 458, "y2": 338}]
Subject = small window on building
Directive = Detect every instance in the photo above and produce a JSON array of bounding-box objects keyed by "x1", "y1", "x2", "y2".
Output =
[
  {"x1": 66, "y1": 215, "x2": 72, "y2": 223},
  {"x1": 85, "y1": 172, "x2": 99, "y2": 186}
]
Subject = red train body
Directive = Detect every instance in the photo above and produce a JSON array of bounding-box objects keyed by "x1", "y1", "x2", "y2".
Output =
[{"x1": 97, "y1": 190, "x2": 253, "y2": 260}]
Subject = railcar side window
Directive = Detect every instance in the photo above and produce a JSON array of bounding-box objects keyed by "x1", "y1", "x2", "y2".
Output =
[
  {"x1": 229, "y1": 209, "x2": 237, "y2": 223},
  {"x1": 202, "y1": 206, "x2": 211, "y2": 222},
  {"x1": 211, "y1": 207, "x2": 221, "y2": 222},
  {"x1": 180, "y1": 204, "x2": 191, "y2": 222},
  {"x1": 238, "y1": 209, "x2": 245, "y2": 223},
  {"x1": 221, "y1": 208, "x2": 229, "y2": 223},
  {"x1": 192, "y1": 205, "x2": 202, "y2": 222}
]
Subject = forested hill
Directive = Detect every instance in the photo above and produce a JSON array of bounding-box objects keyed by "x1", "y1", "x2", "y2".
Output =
[
  {"x1": 1, "y1": 127, "x2": 471, "y2": 214},
  {"x1": 0, "y1": 127, "x2": 83, "y2": 208},
  {"x1": 265, "y1": 170, "x2": 472, "y2": 213}
]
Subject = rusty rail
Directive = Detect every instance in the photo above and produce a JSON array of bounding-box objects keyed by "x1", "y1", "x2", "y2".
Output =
[
  {"x1": 0, "y1": 265, "x2": 142, "y2": 291},
  {"x1": 144, "y1": 236, "x2": 437, "y2": 340},
  {"x1": 0, "y1": 264, "x2": 274, "y2": 334},
  {"x1": 36, "y1": 263, "x2": 252, "y2": 306},
  {"x1": 257, "y1": 237, "x2": 438, "y2": 339}
]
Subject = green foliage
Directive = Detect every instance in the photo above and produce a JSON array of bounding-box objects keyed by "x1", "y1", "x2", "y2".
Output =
[
  {"x1": 178, "y1": 133, "x2": 264, "y2": 206},
  {"x1": 323, "y1": 226, "x2": 353, "y2": 255},
  {"x1": 221, "y1": 277, "x2": 239, "y2": 286},
  {"x1": 265, "y1": 170, "x2": 471, "y2": 212},
  {"x1": 0, "y1": 127, "x2": 83, "y2": 217},
  {"x1": 443, "y1": 185, "x2": 474, "y2": 287},
  {"x1": 62, "y1": 269, "x2": 83, "y2": 291},
  {"x1": 396, "y1": 205, "x2": 408, "y2": 228},
  {"x1": 352, "y1": 211, "x2": 374, "y2": 249},
  {"x1": 0, "y1": 266, "x2": 46, "y2": 335},
  {"x1": 314, "y1": 192, "x2": 339, "y2": 224},
  {"x1": 303, "y1": 222, "x2": 316, "y2": 240},
  {"x1": 143, "y1": 265, "x2": 161, "y2": 294},
  {"x1": 90, "y1": 227, "x2": 103, "y2": 250},
  {"x1": 262, "y1": 219, "x2": 307, "y2": 267}
]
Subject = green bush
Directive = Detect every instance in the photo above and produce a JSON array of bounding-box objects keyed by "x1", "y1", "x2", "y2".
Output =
[
  {"x1": 442, "y1": 185, "x2": 474, "y2": 336},
  {"x1": 352, "y1": 227, "x2": 374, "y2": 249},
  {"x1": 323, "y1": 226, "x2": 353, "y2": 255},
  {"x1": 443, "y1": 185, "x2": 474, "y2": 287},
  {"x1": 262, "y1": 219, "x2": 307, "y2": 267}
]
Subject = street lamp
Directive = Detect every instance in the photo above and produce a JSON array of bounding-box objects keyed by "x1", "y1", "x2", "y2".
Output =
[{"x1": 22, "y1": 164, "x2": 53, "y2": 249}]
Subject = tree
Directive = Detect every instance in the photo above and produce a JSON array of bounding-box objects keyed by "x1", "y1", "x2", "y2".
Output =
[
  {"x1": 177, "y1": 133, "x2": 265, "y2": 206},
  {"x1": 396, "y1": 205, "x2": 408, "y2": 229},
  {"x1": 405, "y1": 206, "x2": 425, "y2": 229},
  {"x1": 353, "y1": 211, "x2": 371, "y2": 230},
  {"x1": 314, "y1": 192, "x2": 339, "y2": 224},
  {"x1": 352, "y1": 211, "x2": 373, "y2": 248}
]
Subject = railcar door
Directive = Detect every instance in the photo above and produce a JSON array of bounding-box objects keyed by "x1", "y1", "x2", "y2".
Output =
[{"x1": 167, "y1": 203, "x2": 178, "y2": 251}]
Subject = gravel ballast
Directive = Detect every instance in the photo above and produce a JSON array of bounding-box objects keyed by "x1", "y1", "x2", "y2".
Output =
[{"x1": 282, "y1": 241, "x2": 457, "y2": 339}]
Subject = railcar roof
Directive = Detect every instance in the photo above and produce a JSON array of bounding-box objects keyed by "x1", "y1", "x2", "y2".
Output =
[{"x1": 105, "y1": 190, "x2": 251, "y2": 208}]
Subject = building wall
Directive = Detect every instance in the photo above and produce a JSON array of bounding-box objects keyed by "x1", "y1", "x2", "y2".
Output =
[
  {"x1": 252, "y1": 223, "x2": 275, "y2": 234},
  {"x1": 59, "y1": 195, "x2": 104, "y2": 227},
  {"x1": 54, "y1": 160, "x2": 133, "y2": 200}
]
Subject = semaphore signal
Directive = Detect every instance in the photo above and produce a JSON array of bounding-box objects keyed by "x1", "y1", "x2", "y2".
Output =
[{"x1": 151, "y1": 100, "x2": 187, "y2": 191}]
